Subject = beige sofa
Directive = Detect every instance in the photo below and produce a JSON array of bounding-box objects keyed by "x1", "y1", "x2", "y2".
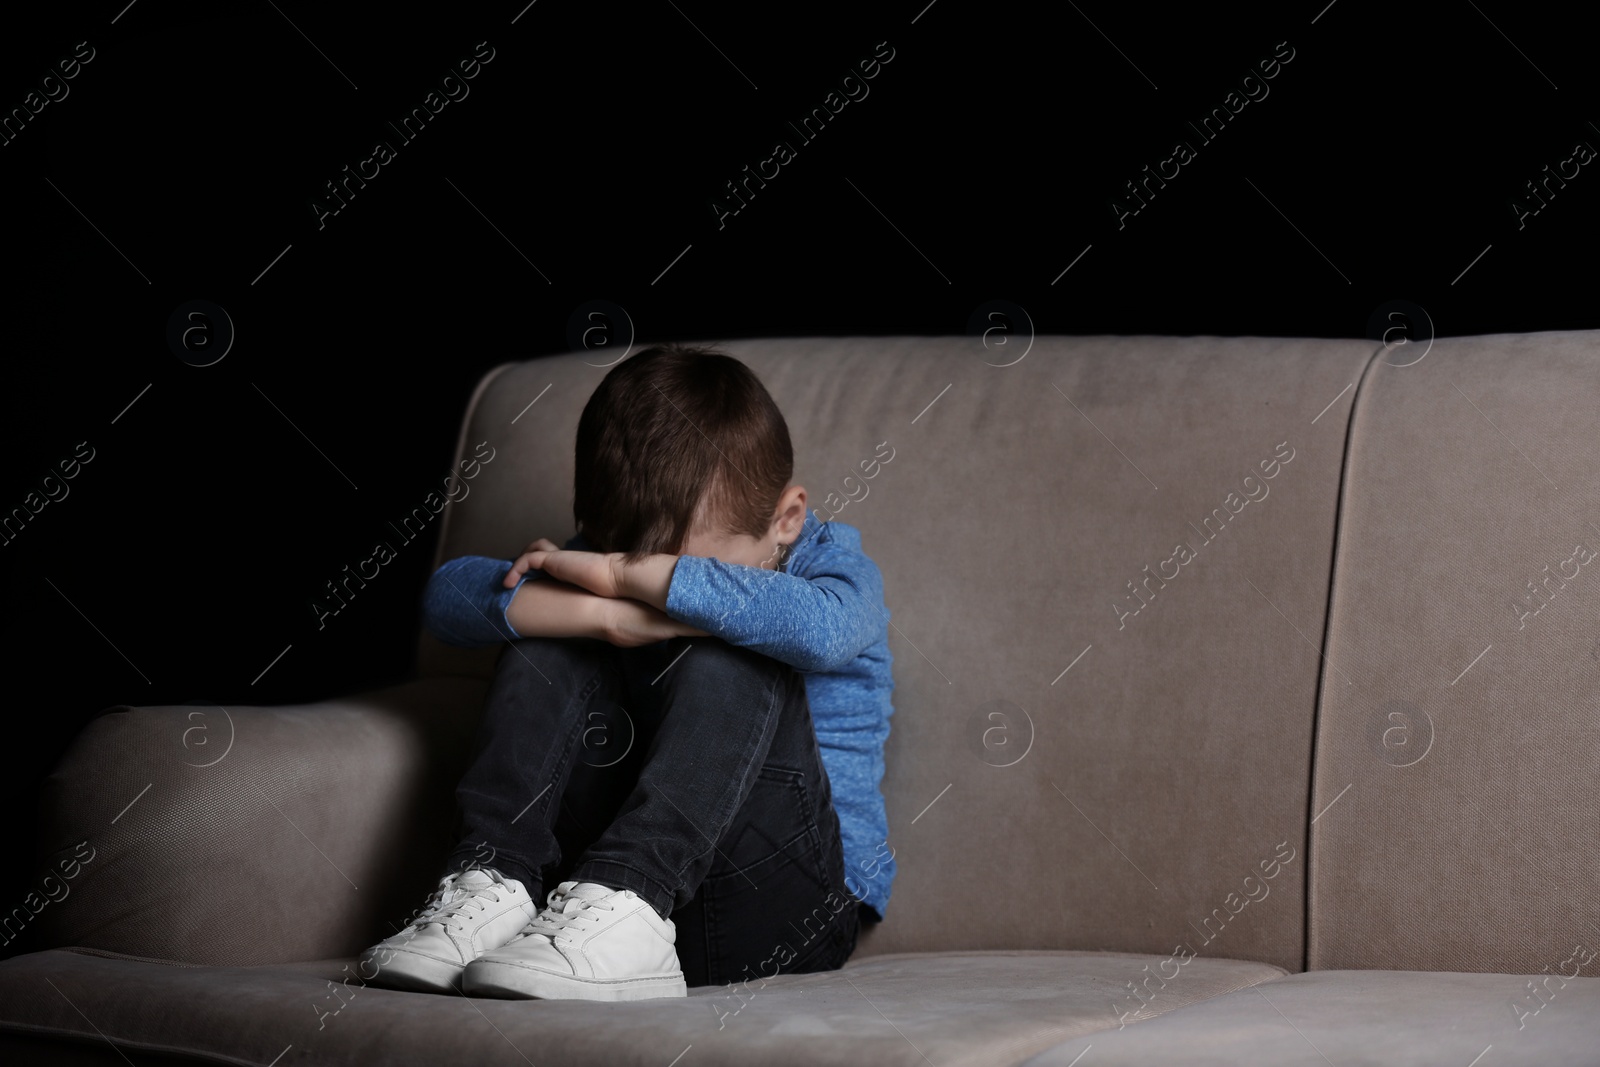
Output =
[{"x1": 3, "y1": 333, "x2": 1596, "y2": 1065}]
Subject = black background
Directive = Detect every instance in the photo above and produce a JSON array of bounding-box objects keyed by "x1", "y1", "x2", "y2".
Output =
[{"x1": 1, "y1": 0, "x2": 1593, "y2": 928}]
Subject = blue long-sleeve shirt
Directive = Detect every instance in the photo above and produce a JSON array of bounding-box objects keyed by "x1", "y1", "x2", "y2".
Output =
[{"x1": 422, "y1": 511, "x2": 896, "y2": 919}]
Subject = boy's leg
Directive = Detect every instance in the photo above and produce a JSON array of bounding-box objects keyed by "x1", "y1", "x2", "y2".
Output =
[
  {"x1": 466, "y1": 636, "x2": 857, "y2": 998},
  {"x1": 573, "y1": 638, "x2": 839, "y2": 911},
  {"x1": 362, "y1": 635, "x2": 626, "y2": 992},
  {"x1": 443, "y1": 635, "x2": 628, "y2": 890},
  {"x1": 630, "y1": 640, "x2": 859, "y2": 988},
  {"x1": 540, "y1": 657, "x2": 661, "y2": 893}
]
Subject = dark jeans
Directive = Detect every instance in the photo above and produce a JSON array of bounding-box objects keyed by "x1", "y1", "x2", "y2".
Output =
[{"x1": 444, "y1": 634, "x2": 859, "y2": 988}]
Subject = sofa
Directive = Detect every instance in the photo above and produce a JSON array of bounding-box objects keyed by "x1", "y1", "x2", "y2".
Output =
[{"x1": 3, "y1": 332, "x2": 1596, "y2": 1065}]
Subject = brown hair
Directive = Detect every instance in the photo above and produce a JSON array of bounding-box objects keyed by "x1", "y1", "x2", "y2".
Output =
[{"x1": 573, "y1": 343, "x2": 793, "y2": 560}]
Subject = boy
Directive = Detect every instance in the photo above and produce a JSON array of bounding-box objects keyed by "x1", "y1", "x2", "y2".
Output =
[{"x1": 361, "y1": 343, "x2": 896, "y2": 1001}]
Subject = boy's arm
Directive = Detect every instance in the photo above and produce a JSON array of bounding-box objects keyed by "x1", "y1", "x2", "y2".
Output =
[
  {"x1": 422, "y1": 556, "x2": 610, "y2": 647},
  {"x1": 588, "y1": 542, "x2": 881, "y2": 672},
  {"x1": 507, "y1": 531, "x2": 884, "y2": 670},
  {"x1": 426, "y1": 533, "x2": 597, "y2": 647},
  {"x1": 425, "y1": 538, "x2": 706, "y2": 649}
]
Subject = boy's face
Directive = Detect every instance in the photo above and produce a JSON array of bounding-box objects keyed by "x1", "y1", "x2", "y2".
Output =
[{"x1": 679, "y1": 485, "x2": 808, "y2": 569}]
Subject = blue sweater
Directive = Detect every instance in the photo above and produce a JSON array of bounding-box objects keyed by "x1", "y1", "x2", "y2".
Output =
[{"x1": 422, "y1": 511, "x2": 896, "y2": 919}]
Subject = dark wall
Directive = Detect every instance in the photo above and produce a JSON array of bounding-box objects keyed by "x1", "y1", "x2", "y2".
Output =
[{"x1": 1, "y1": 0, "x2": 1593, "y2": 924}]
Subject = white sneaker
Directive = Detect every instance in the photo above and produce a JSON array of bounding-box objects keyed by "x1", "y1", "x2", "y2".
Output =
[
  {"x1": 361, "y1": 868, "x2": 536, "y2": 993},
  {"x1": 463, "y1": 880, "x2": 687, "y2": 1001}
]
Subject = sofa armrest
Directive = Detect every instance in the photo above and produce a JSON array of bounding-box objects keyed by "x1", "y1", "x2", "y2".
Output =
[{"x1": 24, "y1": 677, "x2": 488, "y2": 966}]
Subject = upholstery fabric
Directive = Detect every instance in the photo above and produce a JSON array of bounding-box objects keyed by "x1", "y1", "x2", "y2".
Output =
[
  {"x1": 1306, "y1": 330, "x2": 1600, "y2": 972},
  {"x1": 1022, "y1": 969, "x2": 1600, "y2": 1065},
  {"x1": 29, "y1": 678, "x2": 488, "y2": 965},
  {"x1": 421, "y1": 336, "x2": 1378, "y2": 969},
  {"x1": 12, "y1": 331, "x2": 1600, "y2": 1064},
  {"x1": 0, "y1": 947, "x2": 1286, "y2": 1067}
]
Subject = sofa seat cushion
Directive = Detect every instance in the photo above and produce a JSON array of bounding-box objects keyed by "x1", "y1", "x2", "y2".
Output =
[
  {"x1": 1022, "y1": 969, "x2": 1600, "y2": 1065},
  {"x1": 0, "y1": 947, "x2": 1285, "y2": 1066}
]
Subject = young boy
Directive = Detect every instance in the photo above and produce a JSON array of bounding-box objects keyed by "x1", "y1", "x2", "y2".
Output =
[{"x1": 361, "y1": 344, "x2": 896, "y2": 1001}]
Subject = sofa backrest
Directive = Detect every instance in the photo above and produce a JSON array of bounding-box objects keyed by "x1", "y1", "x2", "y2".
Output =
[
  {"x1": 1306, "y1": 330, "x2": 1600, "y2": 973},
  {"x1": 425, "y1": 336, "x2": 1379, "y2": 974}
]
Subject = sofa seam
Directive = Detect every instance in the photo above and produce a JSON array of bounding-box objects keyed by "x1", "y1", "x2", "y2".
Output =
[
  {"x1": 55, "y1": 945, "x2": 207, "y2": 968},
  {"x1": 843, "y1": 948, "x2": 1291, "y2": 967},
  {"x1": 1300, "y1": 341, "x2": 1387, "y2": 974}
]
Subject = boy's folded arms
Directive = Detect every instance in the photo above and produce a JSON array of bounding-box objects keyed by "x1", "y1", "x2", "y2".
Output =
[
  {"x1": 421, "y1": 555, "x2": 703, "y2": 648},
  {"x1": 422, "y1": 515, "x2": 882, "y2": 675}
]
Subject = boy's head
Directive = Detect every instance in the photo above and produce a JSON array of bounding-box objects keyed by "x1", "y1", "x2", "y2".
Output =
[{"x1": 574, "y1": 343, "x2": 808, "y2": 566}]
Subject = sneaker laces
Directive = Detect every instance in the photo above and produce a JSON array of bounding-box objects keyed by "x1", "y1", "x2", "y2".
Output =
[
  {"x1": 410, "y1": 869, "x2": 507, "y2": 935},
  {"x1": 516, "y1": 882, "x2": 617, "y2": 944}
]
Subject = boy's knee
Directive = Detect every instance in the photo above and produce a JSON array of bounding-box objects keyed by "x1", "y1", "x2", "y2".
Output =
[
  {"x1": 495, "y1": 634, "x2": 609, "y2": 681},
  {"x1": 671, "y1": 638, "x2": 786, "y2": 684},
  {"x1": 509, "y1": 634, "x2": 602, "y2": 657}
]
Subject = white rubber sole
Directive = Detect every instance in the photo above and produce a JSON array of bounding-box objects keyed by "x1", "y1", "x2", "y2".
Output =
[
  {"x1": 463, "y1": 958, "x2": 688, "y2": 1001},
  {"x1": 362, "y1": 947, "x2": 465, "y2": 994}
]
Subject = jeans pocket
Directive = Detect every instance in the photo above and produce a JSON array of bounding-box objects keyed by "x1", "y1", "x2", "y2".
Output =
[{"x1": 705, "y1": 766, "x2": 823, "y2": 885}]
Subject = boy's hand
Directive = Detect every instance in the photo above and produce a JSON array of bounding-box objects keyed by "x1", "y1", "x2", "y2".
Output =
[
  {"x1": 505, "y1": 538, "x2": 572, "y2": 588},
  {"x1": 511, "y1": 546, "x2": 678, "y2": 612},
  {"x1": 511, "y1": 546, "x2": 627, "y2": 598},
  {"x1": 601, "y1": 598, "x2": 708, "y2": 647}
]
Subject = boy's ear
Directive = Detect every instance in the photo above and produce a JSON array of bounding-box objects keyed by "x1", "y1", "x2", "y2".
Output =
[{"x1": 774, "y1": 485, "x2": 807, "y2": 540}]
